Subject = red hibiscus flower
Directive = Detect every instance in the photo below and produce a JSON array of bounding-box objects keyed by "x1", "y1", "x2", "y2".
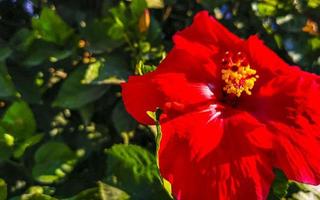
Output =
[{"x1": 121, "y1": 11, "x2": 320, "y2": 200}]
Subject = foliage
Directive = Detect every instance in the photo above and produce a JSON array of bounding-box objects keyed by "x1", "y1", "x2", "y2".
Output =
[{"x1": 0, "y1": 0, "x2": 319, "y2": 199}]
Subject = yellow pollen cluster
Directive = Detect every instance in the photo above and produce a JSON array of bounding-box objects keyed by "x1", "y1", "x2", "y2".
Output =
[{"x1": 221, "y1": 65, "x2": 259, "y2": 97}]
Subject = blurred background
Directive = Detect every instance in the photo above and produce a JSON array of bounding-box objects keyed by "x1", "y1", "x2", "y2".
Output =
[{"x1": 0, "y1": 0, "x2": 319, "y2": 199}]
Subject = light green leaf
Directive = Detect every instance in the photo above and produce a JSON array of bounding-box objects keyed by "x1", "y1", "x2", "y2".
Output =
[
  {"x1": 19, "y1": 193, "x2": 57, "y2": 200},
  {"x1": 98, "y1": 182, "x2": 130, "y2": 200},
  {"x1": 130, "y1": 0, "x2": 148, "y2": 18},
  {"x1": 136, "y1": 61, "x2": 156, "y2": 75},
  {"x1": 82, "y1": 61, "x2": 102, "y2": 84},
  {"x1": 256, "y1": 3, "x2": 277, "y2": 16},
  {"x1": 146, "y1": 0, "x2": 164, "y2": 8},
  {"x1": 0, "y1": 178, "x2": 7, "y2": 200},
  {"x1": 0, "y1": 126, "x2": 12, "y2": 160},
  {"x1": 13, "y1": 134, "x2": 43, "y2": 159},
  {"x1": 65, "y1": 182, "x2": 129, "y2": 200},
  {"x1": 1, "y1": 101, "x2": 36, "y2": 140},
  {"x1": 32, "y1": 7, "x2": 74, "y2": 45}
]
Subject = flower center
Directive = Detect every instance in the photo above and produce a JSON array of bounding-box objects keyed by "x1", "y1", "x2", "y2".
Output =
[{"x1": 221, "y1": 51, "x2": 259, "y2": 97}]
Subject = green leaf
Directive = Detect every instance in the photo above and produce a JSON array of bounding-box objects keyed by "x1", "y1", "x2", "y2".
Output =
[
  {"x1": 146, "y1": 0, "x2": 164, "y2": 8},
  {"x1": 309, "y1": 37, "x2": 320, "y2": 51},
  {"x1": 18, "y1": 193, "x2": 57, "y2": 200},
  {"x1": 107, "y1": 19, "x2": 125, "y2": 41},
  {"x1": 32, "y1": 7, "x2": 74, "y2": 45},
  {"x1": 308, "y1": 0, "x2": 320, "y2": 8},
  {"x1": 21, "y1": 40, "x2": 72, "y2": 67},
  {"x1": 153, "y1": 109, "x2": 173, "y2": 198},
  {"x1": 9, "y1": 28, "x2": 35, "y2": 51},
  {"x1": 1, "y1": 101, "x2": 36, "y2": 140},
  {"x1": 82, "y1": 61, "x2": 102, "y2": 84},
  {"x1": 65, "y1": 182, "x2": 129, "y2": 200},
  {"x1": 53, "y1": 66, "x2": 109, "y2": 109},
  {"x1": 280, "y1": 15, "x2": 307, "y2": 33},
  {"x1": 9, "y1": 67, "x2": 41, "y2": 103},
  {"x1": 32, "y1": 142, "x2": 77, "y2": 184},
  {"x1": 0, "y1": 45, "x2": 12, "y2": 61},
  {"x1": 98, "y1": 182, "x2": 130, "y2": 200},
  {"x1": 0, "y1": 178, "x2": 7, "y2": 200},
  {"x1": 267, "y1": 169, "x2": 288, "y2": 200},
  {"x1": 80, "y1": 20, "x2": 123, "y2": 54},
  {"x1": 0, "y1": 127, "x2": 12, "y2": 160},
  {"x1": 256, "y1": 3, "x2": 277, "y2": 17},
  {"x1": 130, "y1": 0, "x2": 148, "y2": 18},
  {"x1": 146, "y1": 17, "x2": 162, "y2": 43},
  {"x1": 13, "y1": 133, "x2": 43, "y2": 159},
  {"x1": 136, "y1": 61, "x2": 156, "y2": 75},
  {"x1": 112, "y1": 101, "x2": 138, "y2": 134},
  {"x1": 0, "y1": 62, "x2": 16, "y2": 99},
  {"x1": 78, "y1": 103, "x2": 94, "y2": 125},
  {"x1": 92, "y1": 55, "x2": 131, "y2": 85},
  {"x1": 105, "y1": 144, "x2": 172, "y2": 200}
]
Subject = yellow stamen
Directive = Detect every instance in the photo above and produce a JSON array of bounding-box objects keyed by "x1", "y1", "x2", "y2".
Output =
[{"x1": 221, "y1": 52, "x2": 258, "y2": 97}]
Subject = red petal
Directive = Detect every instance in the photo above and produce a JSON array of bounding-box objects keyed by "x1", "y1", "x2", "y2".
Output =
[
  {"x1": 121, "y1": 72, "x2": 213, "y2": 124},
  {"x1": 159, "y1": 108, "x2": 274, "y2": 200},
  {"x1": 157, "y1": 47, "x2": 220, "y2": 84},
  {"x1": 248, "y1": 70, "x2": 320, "y2": 184},
  {"x1": 159, "y1": 105, "x2": 223, "y2": 161},
  {"x1": 174, "y1": 11, "x2": 242, "y2": 52},
  {"x1": 244, "y1": 35, "x2": 294, "y2": 82}
]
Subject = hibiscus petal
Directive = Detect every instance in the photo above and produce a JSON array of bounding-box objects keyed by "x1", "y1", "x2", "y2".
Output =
[
  {"x1": 244, "y1": 35, "x2": 294, "y2": 81},
  {"x1": 159, "y1": 105, "x2": 223, "y2": 161},
  {"x1": 174, "y1": 11, "x2": 242, "y2": 52},
  {"x1": 121, "y1": 72, "x2": 213, "y2": 124},
  {"x1": 159, "y1": 109, "x2": 274, "y2": 200},
  {"x1": 156, "y1": 47, "x2": 220, "y2": 85},
  {"x1": 249, "y1": 70, "x2": 320, "y2": 184}
]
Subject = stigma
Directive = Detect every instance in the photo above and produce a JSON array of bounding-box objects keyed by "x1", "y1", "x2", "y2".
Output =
[{"x1": 221, "y1": 51, "x2": 259, "y2": 97}]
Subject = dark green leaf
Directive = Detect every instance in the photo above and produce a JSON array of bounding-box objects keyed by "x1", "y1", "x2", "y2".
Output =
[
  {"x1": 53, "y1": 66, "x2": 109, "y2": 109},
  {"x1": 9, "y1": 28, "x2": 35, "y2": 51},
  {"x1": 91, "y1": 55, "x2": 131, "y2": 85},
  {"x1": 80, "y1": 20, "x2": 123, "y2": 54},
  {"x1": 32, "y1": 142, "x2": 77, "y2": 184},
  {"x1": 112, "y1": 101, "x2": 138, "y2": 133},
  {"x1": 0, "y1": 62, "x2": 16, "y2": 99},
  {"x1": 0, "y1": 46, "x2": 12, "y2": 61},
  {"x1": 21, "y1": 40, "x2": 72, "y2": 67},
  {"x1": 268, "y1": 169, "x2": 288, "y2": 200},
  {"x1": 112, "y1": 101, "x2": 137, "y2": 134},
  {"x1": 105, "y1": 144, "x2": 172, "y2": 200}
]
